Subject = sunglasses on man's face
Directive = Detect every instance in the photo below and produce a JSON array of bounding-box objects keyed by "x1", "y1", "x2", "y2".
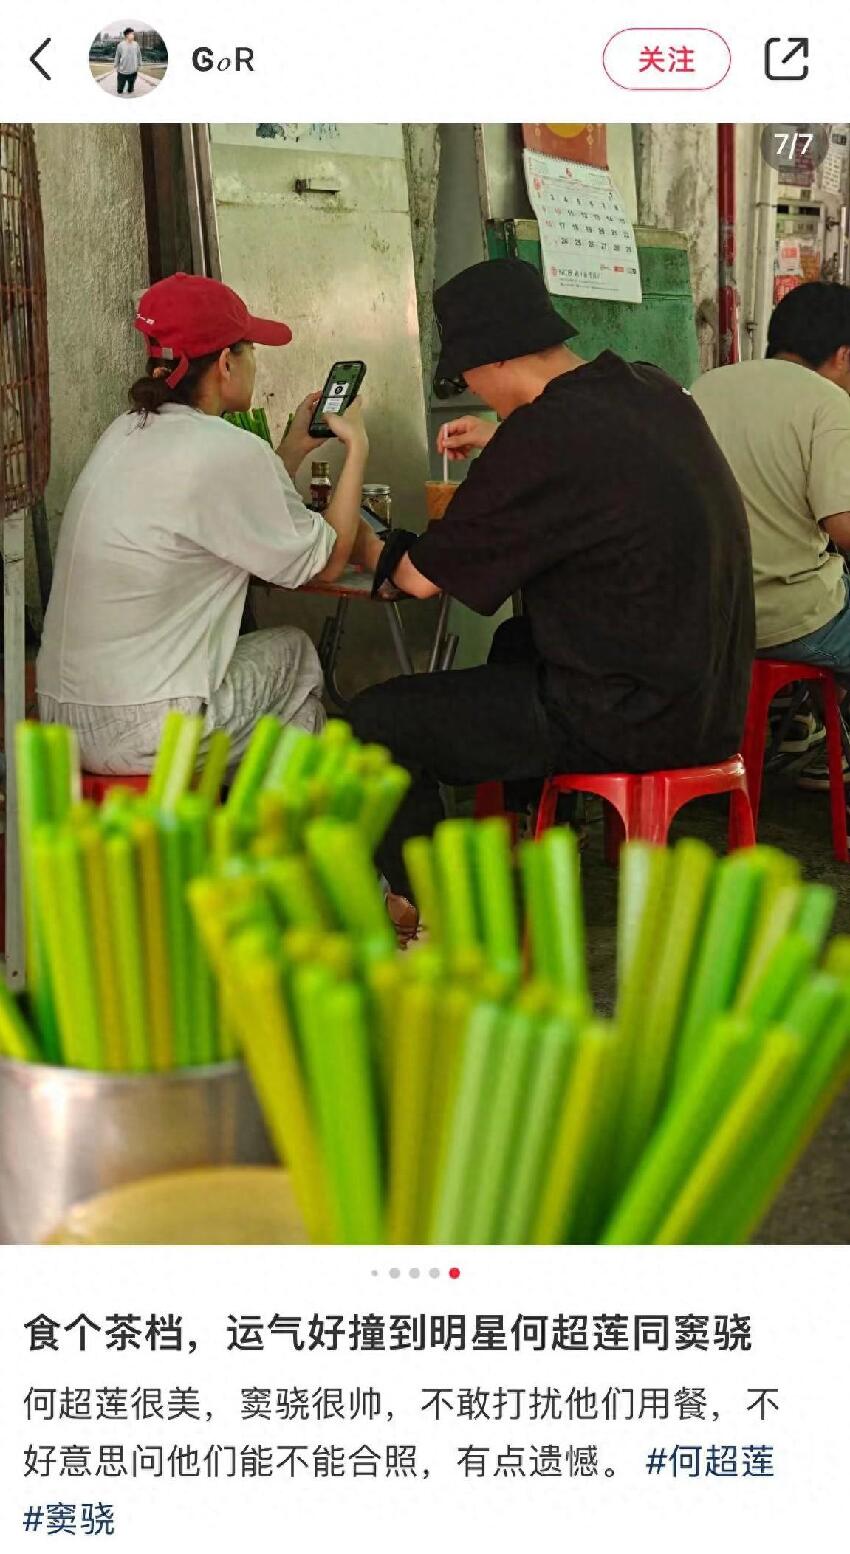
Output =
[{"x1": 432, "y1": 373, "x2": 466, "y2": 400}]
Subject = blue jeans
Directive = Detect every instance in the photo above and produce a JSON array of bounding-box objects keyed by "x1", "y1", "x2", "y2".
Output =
[{"x1": 761, "y1": 577, "x2": 850, "y2": 684}]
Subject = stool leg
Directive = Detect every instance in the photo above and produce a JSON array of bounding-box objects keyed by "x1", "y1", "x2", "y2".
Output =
[
  {"x1": 821, "y1": 683, "x2": 849, "y2": 863},
  {"x1": 729, "y1": 786, "x2": 756, "y2": 850},
  {"x1": 740, "y1": 687, "x2": 772, "y2": 830},
  {"x1": 534, "y1": 780, "x2": 561, "y2": 838},
  {"x1": 603, "y1": 803, "x2": 625, "y2": 865},
  {"x1": 637, "y1": 775, "x2": 672, "y2": 847}
]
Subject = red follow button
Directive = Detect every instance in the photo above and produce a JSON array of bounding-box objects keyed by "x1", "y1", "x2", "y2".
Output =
[{"x1": 603, "y1": 28, "x2": 731, "y2": 90}]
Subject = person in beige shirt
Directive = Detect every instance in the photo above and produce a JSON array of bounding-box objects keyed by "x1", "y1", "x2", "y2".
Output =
[{"x1": 692, "y1": 281, "x2": 850, "y2": 787}]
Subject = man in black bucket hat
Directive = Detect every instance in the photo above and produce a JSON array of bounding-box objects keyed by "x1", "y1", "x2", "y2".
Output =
[{"x1": 350, "y1": 257, "x2": 755, "y2": 917}]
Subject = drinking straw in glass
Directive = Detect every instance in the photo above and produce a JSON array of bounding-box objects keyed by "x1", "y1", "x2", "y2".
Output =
[
  {"x1": 177, "y1": 796, "x2": 218, "y2": 1067},
  {"x1": 78, "y1": 824, "x2": 128, "y2": 1072},
  {"x1": 42, "y1": 723, "x2": 78, "y2": 819},
  {"x1": 531, "y1": 1018, "x2": 617, "y2": 1244},
  {"x1": 103, "y1": 832, "x2": 150, "y2": 1072},
  {"x1": 473, "y1": 818, "x2": 521, "y2": 988},
  {"x1": 672, "y1": 853, "x2": 766, "y2": 1093},
  {"x1": 793, "y1": 883, "x2": 836, "y2": 953},
  {"x1": 466, "y1": 1002, "x2": 539, "y2": 1243},
  {"x1": 358, "y1": 767, "x2": 411, "y2": 854},
  {"x1": 292, "y1": 964, "x2": 372, "y2": 1241},
  {"x1": 131, "y1": 815, "x2": 174, "y2": 1071},
  {"x1": 196, "y1": 730, "x2": 232, "y2": 804},
  {"x1": 259, "y1": 855, "x2": 333, "y2": 931},
  {"x1": 715, "y1": 977, "x2": 850, "y2": 1243},
  {"x1": 159, "y1": 814, "x2": 194, "y2": 1069},
  {"x1": 147, "y1": 711, "x2": 185, "y2": 805},
  {"x1": 229, "y1": 935, "x2": 334, "y2": 1243},
  {"x1": 434, "y1": 819, "x2": 481, "y2": 971},
  {"x1": 304, "y1": 820, "x2": 396, "y2": 955},
  {"x1": 601, "y1": 1014, "x2": 758, "y2": 1245},
  {"x1": 612, "y1": 838, "x2": 714, "y2": 1189},
  {"x1": 417, "y1": 981, "x2": 475, "y2": 1238},
  {"x1": 500, "y1": 1002, "x2": 577, "y2": 1243},
  {"x1": 157, "y1": 715, "x2": 204, "y2": 811},
  {"x1": 15, "y1": 724, "x2": 61, "y2": 1061},
  {"x1": 654, "y1": 1026, "x2": 802, "y2": 1245},
  {"x1": 45, "y1": 832, "x2": 103, "y2": 1075},
  {"x1": 430, "y1": 999, "x2": 506, "y2": 1244},
  {"x1": 387, "y1": 974, "x2": 437, "y2": 1243},
  {"x1": 226, "y1": 716, "x2": 283, "y2": 819},
  {"x1": 403, "y1": 836, "x2": 442, "y2": 943},
  {"x1": 0, "y1": 979, "x2": 40, "y2": 1062}
]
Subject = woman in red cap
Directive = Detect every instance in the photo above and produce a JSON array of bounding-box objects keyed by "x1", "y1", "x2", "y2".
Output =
[{"x1": 38, "y1": 273, "x2": 371, "y2": 772}]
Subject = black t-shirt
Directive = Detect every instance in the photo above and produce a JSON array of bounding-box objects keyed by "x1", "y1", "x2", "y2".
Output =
[{"x1": 411, "y1": 352, "x2": 755, "y2": 771}]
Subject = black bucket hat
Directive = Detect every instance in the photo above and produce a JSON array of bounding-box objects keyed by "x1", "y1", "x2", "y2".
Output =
[{"x1": 433, "y1": 257, "x2": 577, "y2": 398}]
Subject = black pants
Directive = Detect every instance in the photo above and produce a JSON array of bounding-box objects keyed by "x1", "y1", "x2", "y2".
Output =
[
  {"x1": 348, "y1": 617, "x2": 605, "y2": 896},
  {"x1": 117, "y1": 72, "x2": 138, "y2": 93}
]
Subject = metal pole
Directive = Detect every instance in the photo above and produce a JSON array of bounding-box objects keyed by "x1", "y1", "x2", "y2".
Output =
[
  {"x1": 717, "y1": 124, "x2": 741, "y2": 365},
  {"x1": 3, "y1": 509, "x2": 26, "y2": 988}
]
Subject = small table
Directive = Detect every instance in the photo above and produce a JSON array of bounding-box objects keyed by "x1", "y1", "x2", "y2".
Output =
[{"x1": 300, "y1": 566, "x2": 457, "y2": 710}]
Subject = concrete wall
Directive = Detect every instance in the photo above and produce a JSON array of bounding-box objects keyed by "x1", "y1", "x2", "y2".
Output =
[
  {"x1": 634, "y1": 123, "x2": 761, "y2": 371},
  {"x1": 34, "y1": 125, "x2": 149, "y2": 564}
]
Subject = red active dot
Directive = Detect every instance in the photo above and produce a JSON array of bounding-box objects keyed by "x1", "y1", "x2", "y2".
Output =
[{"x1": 449, "y1": 1267, "x2": 461, "y2": 1279}]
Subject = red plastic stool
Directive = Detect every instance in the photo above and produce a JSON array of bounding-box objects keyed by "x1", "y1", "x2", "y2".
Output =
[
  {"x1": 535, "y1": 757, "x2": 755, "y2": 860},
  {"x1": 738, "y1": 659, "x2": 848, "y2": 863},
  {"x1": 81, "y1": 772, "x2": 150, "y2": 805},
  {"x1": 472, "y1": 780, "x2": 520, "y2": 845}
]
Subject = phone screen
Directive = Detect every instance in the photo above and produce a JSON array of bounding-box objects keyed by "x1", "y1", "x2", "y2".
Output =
[{"x1": 310, "y1": 361, "x2": 366, "y2": 436}]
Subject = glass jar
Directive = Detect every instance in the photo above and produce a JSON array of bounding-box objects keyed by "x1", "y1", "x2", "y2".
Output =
[
  {"x1": 362, "y1": 483, "x2": 392, "y2": 529},
  {"x1": 310, "y1": 461, "x2": 332, "y2": 513}
]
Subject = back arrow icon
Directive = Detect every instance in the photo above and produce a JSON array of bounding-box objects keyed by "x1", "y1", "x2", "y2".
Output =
[{"x1": 30, "y1": 38, "x2": 51, "y2": 80}]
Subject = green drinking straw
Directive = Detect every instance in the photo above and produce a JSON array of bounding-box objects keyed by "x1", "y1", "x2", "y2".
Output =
[
  {"x1": 226, "y1": 717, "x2": 283, "y2": 818},
  {"x1": 263, "y1": 725, "x2": 321, "y2": 792},
  {"x1": 42, "y1": 724, "x2": 76, "y2": 818},
  {"x1": 734, "y1": 881, "x2": 802, "y2": 1011},
  {"x1": 229, "y1": 936, "x2": 334, "y2": 1243},
  {"x1": 15, "y1": 724, "x2": 61, "y2": 1061},
  {"x1": 196, "y1": 730, "x2": 232, "y2": 803},
  {"x1": 654, "y1": 1027, "x2": 803, "y2": 1244},
  {"x1": 538, "y1": 828, "x2": 589, "y2": 1006},
  {"x1": 387, "y1": 975, "x2": 437, "y2": 1243},
  {"x1": 304, "y1": 820, "x2": 396, "y2": 955},
  {"x1": 322, "y1": 979, "x2": 384, "y2": 1243},
  {"x1": 601, "y1": 1015, "x2": 759, "y2": 1245},
  {"x1": 434, "y1": 820, "x2": 482, "y2": 972},
  {"x1": 531, "y1": 1019, "x2": 617, "y2": 1244},
  {"x1": 358, "y1": 767, "x2": 411, "y2": 853},
  {"x1": 417, "y1": 982, "x2": 475, "y2": 1239},
  {"x1": 500, "y1": 1002, "x2": 577, "y2": 1243},
  {"x1": 292, "y1": 964, "x2": 378, "y2": 1242},
  {"x1": 48, "y1": 832, "x2": 104, "y2": 1075},
  {"x1": 472, "y1": 818, "x2": 521, "y2": 988},
  {"x1": 260, "y1": 855, "x2": 334, "y2": 930},
  {"x1": 103, "y1": 832, "x2": 149, "y2": 1072},
  {"x1": 734, "y1": 931, "x2": 814, "y2": 1030},
  {"x1": 403, "y1": 836, "x2": 442, "y2": 941},
  {"x1": 793, "y1": 883, "x2": 837, "y2": 953},
  {"x1": 714, "y1": 979, "x2": 850, "y2": 1243},
  {"x1": 177, "y1": 796, "x2": 218, "y2": 1067},
  {"x1": 0, "y1": 979, "x2": 40, "y2": 1062},
  {"x1": 79, "y1": 825, "x2": 127, "y2": 1071},
  {"x1": 466, "y1": 1000, "x2": 540, "y2": 1243},
  {"x1": 672, "y1": 853, "x2": 767, "y2": 1093},
  {"x1": 159, "y1": 815, "x2": 194, "y2": 1068},
  {"x1": 612, "y1": 838, "x2": 714, "y2": 1188},
  {"x1": 147, "y1": 712, "x2": 185, "y2": 805},
  {"x1": 430, "y1": 999, "x2": 506, "y2": 1243},
  {"x1": 132, "y1": 815, "x2": 174, "y2": 1071},
  {"x1": 158, "y1": 715, "x2": 204, "y2": 811}
]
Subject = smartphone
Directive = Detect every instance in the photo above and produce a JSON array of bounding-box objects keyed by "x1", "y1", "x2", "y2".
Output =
[{"x1": 309, "y1": 360, "x2": 367, "y2": 438}]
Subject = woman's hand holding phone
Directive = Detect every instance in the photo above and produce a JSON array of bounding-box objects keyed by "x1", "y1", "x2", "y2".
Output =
[
  {"x1": 325, "y1": 398, "x2": 369, "y2": 458},
  {"x1": 278, "y1": 391, "x2": 328, "y2": 476}
]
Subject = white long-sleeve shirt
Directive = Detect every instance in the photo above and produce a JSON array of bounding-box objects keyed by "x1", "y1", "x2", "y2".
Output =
[{"x1": 38, "y1": 405, "x2": 334, "y2": 706}]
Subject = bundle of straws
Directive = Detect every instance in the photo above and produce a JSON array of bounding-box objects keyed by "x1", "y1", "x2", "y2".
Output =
[
  {"x1": 4, "y1": 714, "x2": 408, "y2": 1074},
  {"x1": 192, "y1": 797, "x2": 850, "y2": 1246},
  {"x1": 224, "y1": 407, "x2": 273, "y2": 443}
]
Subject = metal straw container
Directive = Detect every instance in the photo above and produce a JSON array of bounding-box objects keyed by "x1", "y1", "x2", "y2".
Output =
[{"x1": 0, "y1": 1058, "x2": 274, "y2": 1244}]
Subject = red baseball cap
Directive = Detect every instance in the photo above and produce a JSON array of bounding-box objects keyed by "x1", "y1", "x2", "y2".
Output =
[{"x1": 135, "y1": 272, "x2": 292, "y2": 388}]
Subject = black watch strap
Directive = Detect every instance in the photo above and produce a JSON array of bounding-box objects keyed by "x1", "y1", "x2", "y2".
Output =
[{"x1": 371, "y1": 528, "x2": 418, "y2": 598}]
